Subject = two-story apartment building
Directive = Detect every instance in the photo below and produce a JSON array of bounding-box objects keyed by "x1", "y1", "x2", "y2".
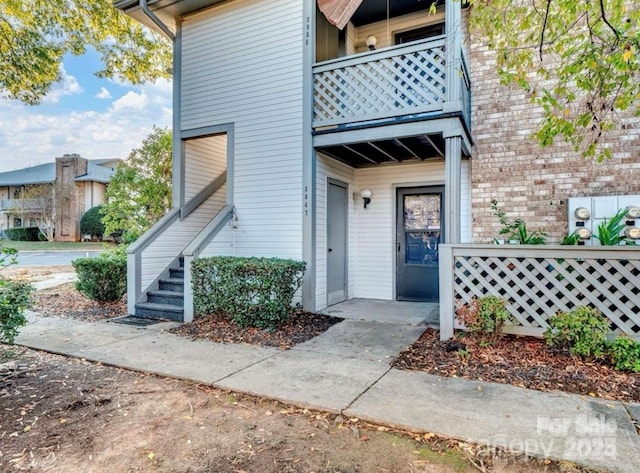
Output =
[
  {"x1": 0, "y1": 154, "x2": 120, "y2": 241},
  {"x1": 116, "y1": 0, "x2": 640, "y2": 322}
]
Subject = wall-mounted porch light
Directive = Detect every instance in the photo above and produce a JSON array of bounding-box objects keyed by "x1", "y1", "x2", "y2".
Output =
[
  {"x1": 365, "y1": 35, "x2": 377, "y2": 51},
  {"x1": 360, "y1": 188, "x2": 372, "y2": 209}
]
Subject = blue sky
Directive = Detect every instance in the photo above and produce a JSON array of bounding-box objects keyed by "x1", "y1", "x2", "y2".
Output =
[{"x1": 0, "y1": 48, "x2": 172, "y2": 171}]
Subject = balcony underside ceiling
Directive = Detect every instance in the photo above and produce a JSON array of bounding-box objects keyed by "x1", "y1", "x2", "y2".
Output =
[{"x1": 316, "y1": 133, "x2": 445, "y2": 168}]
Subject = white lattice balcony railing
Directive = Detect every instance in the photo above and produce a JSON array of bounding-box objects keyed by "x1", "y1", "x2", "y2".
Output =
[
  {"x1": 439, "y1": 244, "x2": 640, "y2": 341},
  {"x1": 313, "y1": 37, "x2": 449, "y2": 128}
]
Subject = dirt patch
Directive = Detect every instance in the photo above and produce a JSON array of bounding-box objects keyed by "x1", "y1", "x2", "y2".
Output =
[
  {"x1": 31, "y1": 282, "x2": 127, "y2": 322},
  {"x1": 393, "y1": 328, "x2": 640, "y2": 403},
  {"x1": 0, "y1": 346, "x2": 595, "y2": 473},
  {"x1": 1, "y1": 265, "x2": 74, "y2": 282},
  {"x1": 172, "y1": 311, "x2": 344, "y2": 350}
]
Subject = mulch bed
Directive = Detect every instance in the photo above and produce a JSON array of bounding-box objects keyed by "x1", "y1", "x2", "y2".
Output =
[
  {"x1": 31, "y1": 282, "x2": 127, "y2": 322},
  {"x1": 171, "y1": 311, "x2": 343, "y2": 350},
  {"x1": 393, "y1": 328, "x2": 640, "y2": 403}
]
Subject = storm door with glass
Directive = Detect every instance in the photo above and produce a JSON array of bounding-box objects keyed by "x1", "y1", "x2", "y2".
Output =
[{"x1": 396, "y1": 186, "x2": 444, "y2": 301}]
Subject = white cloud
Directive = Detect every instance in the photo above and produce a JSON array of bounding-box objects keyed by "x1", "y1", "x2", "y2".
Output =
[
  {"x1": 0, "y1": 79, "x2": 173, "y2": 170},
  {"x1": 95, "y1": 87, "x2": 112, "y2": 99},
  {"x1": 42, "y1": 66, "x2": 83, "y2": 104},
  {"x1": 111, "y1": 91, "x2": 149, "y2": 112}
]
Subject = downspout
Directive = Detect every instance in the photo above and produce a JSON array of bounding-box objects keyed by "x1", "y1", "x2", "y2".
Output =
[{"x1": 139, "y1": 0, "x2": 175, "y2": 41}]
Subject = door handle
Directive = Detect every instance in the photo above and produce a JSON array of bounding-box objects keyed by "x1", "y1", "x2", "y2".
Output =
[
  {"x1": 328, "y1": 248, "x2": 333, "y2": 253},
  {"x1": 396, "y1": 242, "x2": 400, "y2": 252}
]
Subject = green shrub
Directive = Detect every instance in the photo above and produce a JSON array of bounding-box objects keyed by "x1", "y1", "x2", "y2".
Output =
[
  {"x1": 456, "y1": 295, "x2": 512, "y2": 339},
  {"x1": 544, "y1": 306, "x2": 609, "y2": 359},
  {"x1": 6, "y1": 227, "x2": 41, "y2": 241},
  {"x1": 0, "y1": 278, "x2": 33, "y2": 344},
  {"x1": 192, "y1": 256, "x2": 306, "y2": 330},
  {"x1": 72, "y1": 253, "x2": 127, "y2": 302},
  {"x1": 80, "y1": 206, "x2": 106, "y2": 239},
  {"x1": 608, "y1": 337, "x2": 640, "y2": 372}
]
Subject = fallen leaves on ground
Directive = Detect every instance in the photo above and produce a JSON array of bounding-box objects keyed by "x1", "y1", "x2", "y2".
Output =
[
  {"x1": 171, "y1": 311, "x2": 343, "y2": 350},
  {"x1": 393, "y1": 328, "x2": 640, "y2": 403}
]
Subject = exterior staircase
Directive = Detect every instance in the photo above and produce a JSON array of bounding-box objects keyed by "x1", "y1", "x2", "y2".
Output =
[{"x1": 134, "y1": 257, "x2": 184, "y2": 321}]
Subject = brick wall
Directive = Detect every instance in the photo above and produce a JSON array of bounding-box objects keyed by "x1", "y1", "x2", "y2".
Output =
[{"x1": 469, "y1": 40, "x2": 640, "y2": 243}]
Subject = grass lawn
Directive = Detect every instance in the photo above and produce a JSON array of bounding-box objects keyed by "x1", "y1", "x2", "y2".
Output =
[{"x1": 1, "y1": 240, "x2": 115, "y2": 251}]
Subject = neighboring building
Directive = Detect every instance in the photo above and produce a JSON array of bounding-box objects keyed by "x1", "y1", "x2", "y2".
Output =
[
  {"x1": 0, "y1": 154, "x2": 120, "y2": 241},
  {"x1": 115, "y1": 0, "x2": 640, "y2": 321}
]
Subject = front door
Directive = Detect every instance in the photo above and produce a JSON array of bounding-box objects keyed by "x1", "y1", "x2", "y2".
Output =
[
  {"x1": 396, "y1": 186, "x2": 444, "y2": 302},
  {"x1": 327, "y1": 179, "x2": 348, "y2": 306}
]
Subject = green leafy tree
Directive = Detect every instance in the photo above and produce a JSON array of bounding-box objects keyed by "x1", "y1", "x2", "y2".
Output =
[
  {"x1": 0, "y1": 0, "x2": 171, "y2": 105},
  {"x1": 101, "y1": 127, "x2": 172, "y2": 243},
  {"x1": 469, "y1": 0, "x2": 640, "y2": 161}
]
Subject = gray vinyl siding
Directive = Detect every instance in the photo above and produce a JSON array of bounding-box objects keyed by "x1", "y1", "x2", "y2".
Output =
[
  {"x1": 181, "y1": 0, "x2": 305, "y2": 259},
  {"x1": 184, "y1": 134, "x2": 227, "y2": 201}
]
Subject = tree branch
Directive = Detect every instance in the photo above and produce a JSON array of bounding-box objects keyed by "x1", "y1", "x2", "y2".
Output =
[
  {"x1": 599, "y1": 0, "x2": 619, "y2": 43},
  {"x1": 539, "y1": 0, "x2": 552, "y2": 60}
]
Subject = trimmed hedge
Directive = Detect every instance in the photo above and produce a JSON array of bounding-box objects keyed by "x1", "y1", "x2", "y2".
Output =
[
  {"x1": 192, "y1": 256, "x2": 306, "y2": 330},
  {"x1": 6, "y1": 227, "x2": 41, "y2": 241},
  {"x1": 72, "y1": 253, "x2": 127, "y2": 302}
]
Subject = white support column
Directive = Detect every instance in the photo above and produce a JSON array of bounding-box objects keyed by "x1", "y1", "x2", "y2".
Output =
[
  {"x1": 438, "y1": 244, "x2": 455, "y2": 340},
  {"x1": 126, "y1": 252, "x2": 138, "y2": 315},
  {"x1": 183, "y1": 255, "x2": 194, "y2": 323},
  {"x1": 443, "y1": 0, "x2": 462, "y2": 112},
  {"x1": 302, "y1": 0, "x2": 316, "y2": 311},
  {"x1": 444, "y1": 135, "x2": 462, "y2": 244}
]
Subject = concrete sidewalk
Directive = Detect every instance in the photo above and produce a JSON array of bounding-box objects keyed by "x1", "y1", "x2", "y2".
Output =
[{"x1": 14, "y1": 312, "x2": 640, "y2": 473}]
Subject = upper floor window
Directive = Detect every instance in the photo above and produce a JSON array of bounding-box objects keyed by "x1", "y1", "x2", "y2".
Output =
[{"x1": 395, "y1": 23, "x2": 444, "y2": 44}]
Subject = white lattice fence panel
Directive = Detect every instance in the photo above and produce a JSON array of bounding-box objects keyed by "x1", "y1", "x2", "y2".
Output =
[
  {"x1": 313, "y1": 39, "x2": 446, "y2": 127},
  {"x1": 450, "y1": 248, "x2": 640, "y2": 339}
]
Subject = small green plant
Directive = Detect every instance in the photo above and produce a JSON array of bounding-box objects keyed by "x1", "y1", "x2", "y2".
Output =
[
  {"x1": 593, "y1": 208, "x2": 629, "y2": 246},
  {"x1": 559, "y1": 232, "x2": 580, "y2": 245},
  {"x1": 544, "y1": 306, "x2": 609, "y2": 359},
  {"x1": 72, "y1": 252, "x2": 127, "y2": 302},
  {"x1": 80, "y1": 206, "x2": 106, "y2": 240},
  {"x1": 491, "y1": 199, "x2": 547, "y2": 244},
  {"x1": 192, "y1": 256, "x2": 306, "y2": 330},
  {"x1": 608, "y1": 337, "x2": 640, "y2": 372},
  {"x1": 456, "y1": 295, "x2": 512, "y2": 340}
]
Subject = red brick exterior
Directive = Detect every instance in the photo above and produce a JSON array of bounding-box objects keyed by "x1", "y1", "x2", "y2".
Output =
[{"x1": 469, "y1": 41, "x2": 640, "y2": 243}]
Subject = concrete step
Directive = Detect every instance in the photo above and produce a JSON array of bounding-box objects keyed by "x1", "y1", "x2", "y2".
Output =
[
  {"x1": 134, "y1": 302, "x2": 183, "y2": 321},
  {"x1": 158, "y1": 278, "x2": 184, "y2": 292},
  {"x1": 169, "y1": 267, "x2": 184, "y2": 279},
  {"x1": 146, "y1": 289, "x2": 184, "y2": 307}
]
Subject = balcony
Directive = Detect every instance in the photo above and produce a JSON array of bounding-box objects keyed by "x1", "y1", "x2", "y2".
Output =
[
  {"x1": 312, "y1": 36, "x2": 471, "y2": 132},
  {"x1": 0, "y1": 198, "x2": 46, "y2": 212}
]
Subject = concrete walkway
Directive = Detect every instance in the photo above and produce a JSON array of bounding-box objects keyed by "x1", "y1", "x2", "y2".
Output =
[{"x1": 14, "y1": 312, "x2": 640, "y2": 473}]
